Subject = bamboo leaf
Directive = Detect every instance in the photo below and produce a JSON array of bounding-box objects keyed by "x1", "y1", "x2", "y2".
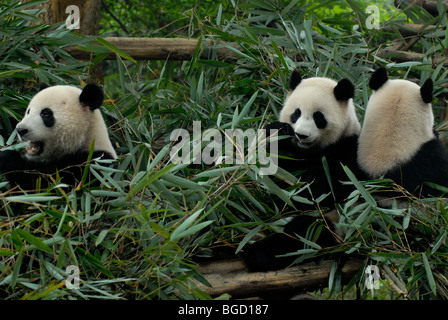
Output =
[
  {"x1": 232, "y1": 90, "x2": 258, "y2": 128},
  {"x1": 15, "y1": 229, "x2": 52, "y2": 254},
  {"x1": 342, "y1": 164, "x2": 376, "y2": 207},
  {"x1": 95, "y1": 37, "x2": 136, "y2": 63},
  {"x1": 422, "y1": 252, "x2": 437, "y2": 296},
  {"x1": 170, "y1": 208, "x2": 212, "y2": 241}
]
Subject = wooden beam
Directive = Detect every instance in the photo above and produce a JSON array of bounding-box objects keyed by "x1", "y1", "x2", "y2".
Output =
[
  {"x1": 195, "y1": 258, "x2": 364, "y2": 298},
  {"x1": 394, "y1": 0, "x2": 448, "y2": 16},
  {"x1": 65, "y1": 37, "x2": 237, "y2": 61},
  {"x1": 386, "y1": 23, "x2": 440, "y2": 37},
  {"x1": 377, "y1": 48, "x2": 448, "y2": 66}
]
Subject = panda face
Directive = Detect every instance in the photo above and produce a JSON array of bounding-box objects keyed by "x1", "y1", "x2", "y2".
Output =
[
  {"x1": 279, "y1": 77, "x2": 360, "y2": 149},
  {"x1": 16, "y1": 85, "x2": 92, "y2": 161}
]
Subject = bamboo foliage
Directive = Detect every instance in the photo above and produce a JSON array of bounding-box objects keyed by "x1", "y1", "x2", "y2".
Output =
[{"x1": 1, "y1": 0, "x2": 448, "y2": 300}]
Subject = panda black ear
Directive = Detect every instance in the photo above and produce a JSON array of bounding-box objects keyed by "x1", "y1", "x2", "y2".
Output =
[
  {"x1": 369, "y1": 67, "x2": 388, "y2": 90},
  {"x1": 79, "y1": 84, "x2": 104, "y2": 111},
  {"x1": 289, "y1": 70, "x2": 302, "y2": 91},
  {"x1": 39, "y1": 83, "x2": 49, "y2": 91},
  {"x1": 420, "y1": 78, "x2": 433, "y2": 104},
  {"x1": 334, "y1": 78, "x2": 354, "y2": 101}
]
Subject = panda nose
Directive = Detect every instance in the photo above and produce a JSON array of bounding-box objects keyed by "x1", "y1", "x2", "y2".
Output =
[
  {"x1": 295, "y1": 133, "x2": 309, "y2": 140},
  {"x1": 16, "y1": 127, "x2": 29, "y2": 137}
]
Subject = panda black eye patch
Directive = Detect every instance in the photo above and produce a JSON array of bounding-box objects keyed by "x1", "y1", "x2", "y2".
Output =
[
  {"x1": 290, "y1": 108, "x2": 301, "y2": 123},
  {"x1": 40, "y1": 108, "x2": 55, "y2": 127},
  {"x1": 313, "y1": 111, "x2": 327, "y2": 129}
]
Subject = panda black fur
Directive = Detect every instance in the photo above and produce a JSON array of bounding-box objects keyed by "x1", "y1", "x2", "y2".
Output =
[
  {"x1": 241, "y1": 71, "x2": 362, "y2": 272},
  {"x1": 358, "y1": 67, "x2": 448, "y2": 198},
  {"x1": 0, "y1": 84, "x2": 117, "y2": 191}
]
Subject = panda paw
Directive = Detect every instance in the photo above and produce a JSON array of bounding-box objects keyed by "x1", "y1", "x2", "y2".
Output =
[
  {"x1": 0, "y1": 150, "x2": 24, "y2": 172},
  {"x1": 264, "y1": 122, "x2": 295, "y2": 137},
  {"x1": 263, "y1": 122, "x2": 297, "y2": 152},
  {"x1": 240, "y1": 243, "x2": 280, "y2": 272},
  {"x1": 239, "y1": 233, "x2": 298, "y2": 272}
]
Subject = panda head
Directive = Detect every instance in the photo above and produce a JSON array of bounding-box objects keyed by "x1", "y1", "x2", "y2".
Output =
[
  {"x1": 279, "y1": 70, "x2": 360, "y2": 149},
  {"x1": 16, "y1": 84, "x2": 117, "y2": 162},
  {"x1": 358, "y1": 67, "x2": 435, "y2": 176}
]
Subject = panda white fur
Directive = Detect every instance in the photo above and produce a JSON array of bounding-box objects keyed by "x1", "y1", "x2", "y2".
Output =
[
  {"x1": 241, "y1": 70, "x2": 361, "y2": 271},
  {"x1": 358, "y1": 67, "x2": 448, "y2": 198},
  {"x1": 0, "y1": 84, "x2": 117, "y2": 190}
]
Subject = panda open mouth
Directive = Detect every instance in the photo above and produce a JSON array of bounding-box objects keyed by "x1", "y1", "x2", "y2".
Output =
[
  {"x1": 296, "y1": 141, "x2": 315, "y2": 148},
  {"x1": 294, "y1": 136, "x2": 315, "y2": 148},
  {"x1": 25, "y1": 141, "x2": 44, "y2": 156}
]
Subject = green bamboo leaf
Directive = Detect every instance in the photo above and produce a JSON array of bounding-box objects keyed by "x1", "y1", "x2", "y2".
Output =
[
  {"x1": 15, "y1": 229, "x2": 52, "y2": 253},
  {"x1": 95, "y1": 37, "x2": 136, "y2": 63},
  {"x1": 216, "y1": 4, "x2": 223, "y2": 25},
  {"x1": 422, "y1": 252, "x2": 437, "y2": 295},
  {"x1": 431, "y1": 231, "x2": 447, "y2": 254},
  {"x1": 0, "y1": 249, "x2": 15, "y2": 256},
  {"x1": 272, "y1": 41, "x2": 287, "y2": 69},
  {"x1": 0, "y1": 69, "x2": 25, "y2": 78},
  {"x1": 10, "y1": 249, "x2": 24, "y2": 288},
  {"x1": 171, "y1": 220, "x2": 213, "y2": 241},
  {"x1": 195, "y1": 165, "x2": 242, "y2": 178},
  {"x1": 5, "y1": 194, "x2": 60, "y2": 203},
  {"x1": 342, "y1": 164, "x2": 376, "y2": 207},
  {"x1": 235, "y1": 225, "x2": 263, "y2": 254},
  {"x1": 95, "y1": 230, "x2": 109, "y2": 247},
  {"x1": 328, "y1": 261, "x2": 338, "y2": 293},
  {"x1": 128, "y1": 162, "x2": 176, "y2": 200},
  {"x1": 261, "y1": 174, "x2": 293, "y2": 207},
  {"x1": 161, "y1": 173, "x2": 205, "y2": 191},
  {"x1": 76, "y1": 247, "x2": 114, "y2": 278},
  {"x1": 170, "y1": 208, "x2": 213, "y2": 241},
  {"x1": 232, "y1": 90, "x2": 258, "y2": 128}
]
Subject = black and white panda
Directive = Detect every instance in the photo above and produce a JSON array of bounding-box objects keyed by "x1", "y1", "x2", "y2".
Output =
[
  {"x1": 241, "y1": 71, "x2": 362, "y2": 271},
  {"x1": 0, "y1": 84, "x2": 117, "y2": 191},
  {"x1": 358, "y1": 67, "x2": 448, "y2": 198}
]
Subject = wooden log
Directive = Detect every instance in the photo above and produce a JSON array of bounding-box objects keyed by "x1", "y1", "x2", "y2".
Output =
[
  {"x1": 377, "y1": 48, "x2": 448, "y2": 66},
  {"x1": 195, "y1": 258, "x2": 364, "y2": 298},
  {"x1": 394, "y1": 0, "x2": 448, "y2": 16},
  {"x1": 386, "y1": 23, "x2": 440, "y2": 37},
  {"x1": 65, "y1": 37, "x2": 237, "y2": 61}
]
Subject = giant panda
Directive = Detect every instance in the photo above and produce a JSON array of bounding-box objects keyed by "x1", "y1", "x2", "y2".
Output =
[
  {"x1": 0, "y1": 83, "x2": 117, "y2": 191},
  {"x1": 241, "y1": 70, "x2": 362, "y2": 272},
  {"x1": 358, "y1": 67, "x2": 448, "y2": 198}
]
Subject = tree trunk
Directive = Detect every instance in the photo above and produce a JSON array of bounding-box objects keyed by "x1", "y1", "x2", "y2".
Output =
[
  {"x1": 33, "y1": 0, "x2": 101, "y2": 35},
  {"x1": 28, "y1": 0, "x2": 103, "y2": 83}
]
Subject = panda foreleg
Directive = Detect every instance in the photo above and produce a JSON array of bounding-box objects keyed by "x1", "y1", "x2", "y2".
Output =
[
  {"x1": 0, "y1": 150, "x2": 40, "y2": 189},
  {"x1": 0, "y1": 150, "x2": 28, "y2": 172},
  {"x1": 241, "y1": 215, "x2": 337, "y2": 272}
]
